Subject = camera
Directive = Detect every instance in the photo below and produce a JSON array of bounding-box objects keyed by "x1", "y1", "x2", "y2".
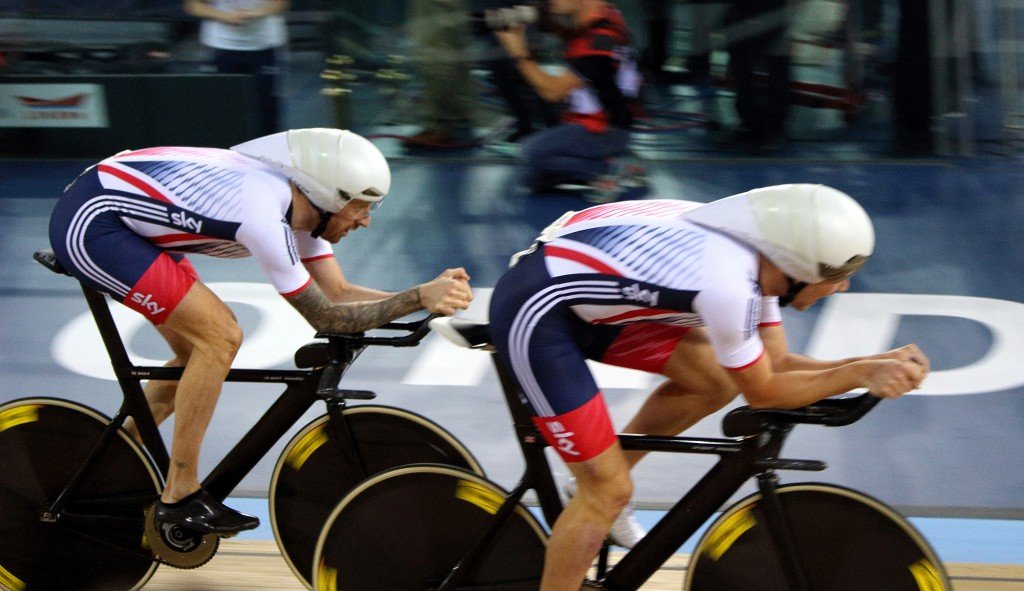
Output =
[{"x1": 470, "y1": 4, "x2": 540, "y2": 35}]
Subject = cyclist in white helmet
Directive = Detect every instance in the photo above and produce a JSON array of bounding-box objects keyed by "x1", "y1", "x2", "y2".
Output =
[
  {"x1": 48, "y1": 128, "x2": 473, "y2": 534},
  {"x1": 487, "y1": 184, "x2": 929, "y2": 590}
]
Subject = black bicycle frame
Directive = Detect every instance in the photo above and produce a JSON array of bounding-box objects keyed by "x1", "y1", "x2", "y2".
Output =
[
  {"x1": 438, "y1": 355, "x2": 828, "y2": 591},
  {"x1": 44, "y1": 280, "x2": 363, "y2": 517}
]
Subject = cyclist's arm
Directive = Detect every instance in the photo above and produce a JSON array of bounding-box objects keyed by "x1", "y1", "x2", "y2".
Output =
[
  {"x1": 285, "y1": 280, "x2": 422, "y2": 334},
  {"x1": 729, "y1": 347, "x2": 927, "y2": 410},
  {"x1": 285, "y1": 267, "x2": 473, "y2": 333},
  {"x1": 760, "y1": 324, "x2": 931, "y2": 374},
  {"x1": 304, "y1": 255, "x2": 394, "y2": 303},
  {"x1": 761, "y1": 324, "x2": 862, "y2": 372}
]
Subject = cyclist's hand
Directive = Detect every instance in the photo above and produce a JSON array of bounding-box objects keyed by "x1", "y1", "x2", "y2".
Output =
[
  {"x1": 439, "y1": 267, "x2": 471, "y2": 282},
  {"x1": 864, "y1": 359, "x2": 928, "y2": 398},
  {"x1": 875, "y1": 344, "x2": 931, "y2": 374},
  {"x1": 418, "y1": 271, "x2": 473, "y2": 315}
]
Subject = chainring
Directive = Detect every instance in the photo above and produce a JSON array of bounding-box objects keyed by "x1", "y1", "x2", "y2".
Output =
[{"x1": 143, "y1": 503, "x2": 220, "y2": 569}]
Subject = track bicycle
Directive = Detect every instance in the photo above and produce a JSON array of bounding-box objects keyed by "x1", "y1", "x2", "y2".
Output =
[
  {"x1": 311, "y1": 316, "x2": 952, "y2": 591},
  {"x1": 0, "y1": 250, "x2": 482, "y2": 591}
]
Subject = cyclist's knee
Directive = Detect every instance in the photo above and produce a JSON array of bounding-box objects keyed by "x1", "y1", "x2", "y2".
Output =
[
  {"x1": 188, "y1": 316, "x2": 243, "y2": 366},
  {"x1": 575, "y1": 468, "x2": 633, "y2": 520},
  {"x1": 210, "y1": 320, "x2": 243, "y2": 360}
]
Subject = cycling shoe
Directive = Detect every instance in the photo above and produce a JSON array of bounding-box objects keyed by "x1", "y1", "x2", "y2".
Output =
[{"x1": 154, "y1": 489, "x2": 260, "y2": 535}]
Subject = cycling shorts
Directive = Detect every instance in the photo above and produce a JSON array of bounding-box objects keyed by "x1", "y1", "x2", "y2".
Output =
[
  {"x1": 48, "y1": 168, "x2": 199, "y2": 325},
  {"x1": 489, "y1": 248, "x2": 690, "y2": 462}
]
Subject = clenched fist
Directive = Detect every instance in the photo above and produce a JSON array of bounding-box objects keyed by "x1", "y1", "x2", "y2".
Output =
[
  {"x1": 417, "y1": 268, "x2": 473, "y2": 316},
  {"x1": 863, "y1": 355, "x2": 929, "y2": 398}
]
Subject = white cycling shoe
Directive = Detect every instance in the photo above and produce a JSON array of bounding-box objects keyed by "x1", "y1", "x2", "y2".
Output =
[{"x1": 564, "y1": 476, "x2": 648, "y2": 549}]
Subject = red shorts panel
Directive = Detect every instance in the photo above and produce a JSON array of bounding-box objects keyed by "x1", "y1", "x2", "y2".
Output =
[
  {"x1": 600, "y1": 323, "x2": 691, "y2": 374},
  {"x1": 122, "y1": 253, "x2": 198, "y2": 325},
  {"x1": 532, "y1": 393, "x2": 617, "y2": 462}
]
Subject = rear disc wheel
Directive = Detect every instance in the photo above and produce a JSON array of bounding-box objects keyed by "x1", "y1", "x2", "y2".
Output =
[{"x1": 0, "y1": 398, "x2": 161, "y2": 591}]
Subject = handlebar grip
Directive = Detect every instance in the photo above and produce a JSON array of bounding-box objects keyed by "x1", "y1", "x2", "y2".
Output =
[
  {"x1": 721, "y1": 393, "x2": 880, "y2": 437},
  {"x1": 805, "y1": 393, "x2": 880, "y2": 426}
]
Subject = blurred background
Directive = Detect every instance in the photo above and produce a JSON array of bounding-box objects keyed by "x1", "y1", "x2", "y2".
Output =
[{"x1": 2, "y1": 0, "x2": 1021, "y2": 159}]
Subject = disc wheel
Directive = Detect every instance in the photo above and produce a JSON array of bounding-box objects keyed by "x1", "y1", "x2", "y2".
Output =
[
  {"x1": 685, "y1": 483, "x2": 951, "y2": 591},
  {"x1": 270, "y1": 406, "x2": 483, "y2": 588},
  {"x1": 0, "y1": 398, "x2": 162, "y2": 591},
  {"x1": 313, "y1": 465, "x2": 547, "y2": 591}
]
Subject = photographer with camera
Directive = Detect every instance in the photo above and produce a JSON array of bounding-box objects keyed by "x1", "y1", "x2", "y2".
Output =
[
  {"x1": 488, "y1": 0, "x2": 646, "y2": 202},
  {"x1": 473, "y1": 2, "x2": 561, "y2": 152}
]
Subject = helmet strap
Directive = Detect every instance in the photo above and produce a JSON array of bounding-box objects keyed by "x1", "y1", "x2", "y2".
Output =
[
  {"x1": 778, "y1": 277, "x2": 808, "y2": 308},
  {"x1": 308, "y1": 201, "x2": 333, "y2": 239}
]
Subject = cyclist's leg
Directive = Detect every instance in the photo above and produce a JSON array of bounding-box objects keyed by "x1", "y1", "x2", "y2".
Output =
[
  {"x1": 490, "y1": 274, "x2": 629, "y2": 589},
  {"x1": 156, "y1": 279, "x2": 241, "y2": 503},
  {"x1": 144, "y1": 324, "x2": 191, "y2": 423},
  {"x1": 599, "y1": 325, "x2": 738, "y2": 468},
  {"x1": 123, "y1": 283, "x2": 196, "y2": 440},
  {"x1": 148, "y1": 280, "x2": 259, "y2": 534},
  {"x1": 545, "y1": 444, "x2": 633, "y2": 591}
]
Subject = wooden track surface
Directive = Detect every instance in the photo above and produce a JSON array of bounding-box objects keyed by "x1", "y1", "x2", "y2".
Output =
[{"x1": 144, "y1": 540, "x2": 1024, "y2": 590}]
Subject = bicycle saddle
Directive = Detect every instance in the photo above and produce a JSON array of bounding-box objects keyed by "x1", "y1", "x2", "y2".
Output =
[
  {"x1": 33, "y1": 249, "x2": 71, "y2": 276},
  {"x1": 429, "y1": 317, "x2": 493, "y2": 350}
]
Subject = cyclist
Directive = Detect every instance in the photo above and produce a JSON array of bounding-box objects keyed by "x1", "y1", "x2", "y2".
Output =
[
  {"x1": 47, "y1": 128, "x2": 474, "y2": 535},
  {"x1": 487, "y1": 184, "x2": 930, "y2": 591}
]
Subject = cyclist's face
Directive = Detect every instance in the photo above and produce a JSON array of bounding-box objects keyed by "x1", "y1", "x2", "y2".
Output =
[
  {"x1": 788, "y1": 278, "x2": 850, "y2": 311},
  {"x1": 321, "y1": 201, "x2": 373, "y2": 243}
]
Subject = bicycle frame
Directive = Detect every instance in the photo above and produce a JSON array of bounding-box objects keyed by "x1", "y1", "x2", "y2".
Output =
[
  {"x1": 438, "y1": 354, "x2": 836, "y2": 591},
  {"x1": 43, "y1": 279, "x2": 374, "y2": 519}
]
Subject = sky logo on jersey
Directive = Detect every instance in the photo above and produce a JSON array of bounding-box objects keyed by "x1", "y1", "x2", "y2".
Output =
[
  {"x1": 546, "y1": 421, "x2": 581, "y2": 457},
  {"x1": 171, "y1": 211, "x2": 203, "y2": 233},
  {"x1": 622, "y1": 283, "x2": 660, "y2": 307},
  {"x1": 131, "y1": 292, "x2": 166, "y2": 316}
]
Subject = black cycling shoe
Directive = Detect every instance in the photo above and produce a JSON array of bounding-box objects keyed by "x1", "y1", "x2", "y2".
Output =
[{"x1": 153, "y1": 489, "x2": 260, "y2": 535}]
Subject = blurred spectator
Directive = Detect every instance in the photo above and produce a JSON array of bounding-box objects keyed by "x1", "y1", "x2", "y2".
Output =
[
  {"x1": 184, "y1": 0, "x2": 289, "y2": 135},
  {"x1": 639, "y1": 0, "x2": 726, "y2": 84},
  {"x1": 493, "y1": 0, "x2": 645, "y2": 201},
  {"x1": 403, "y1": 0, "x2": 476, "y2": 147},
  {"x1": 476, "y1": 6, "x2": 561, "y2": 151},
  {"x1": 721, "y1": 0, "x2": 790, "y2": 153}
]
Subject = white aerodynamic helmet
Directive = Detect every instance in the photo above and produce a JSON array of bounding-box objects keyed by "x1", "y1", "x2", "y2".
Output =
[
  {"x1": 684, "y1": 184, "x2": 875, "y2": 284},
  {"x1": 231, "y1": 128, "x2": 390, "y2": 213}
]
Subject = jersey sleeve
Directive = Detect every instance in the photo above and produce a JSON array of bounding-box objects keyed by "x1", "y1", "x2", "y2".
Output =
[
  {"x1": 693, "y1": 281, "x2": 766, "y2": 370},
  {"x1": 236, "y1": 217, "x2": 314, "y2": 296},
  {"x1": 294, "y1": 231, "x2": 334, "y2": 263}
]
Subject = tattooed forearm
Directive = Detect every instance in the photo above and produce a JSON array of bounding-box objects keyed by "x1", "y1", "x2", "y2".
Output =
[{"x1": 287, "y1": 281, "x2": 421, "y2": 334}]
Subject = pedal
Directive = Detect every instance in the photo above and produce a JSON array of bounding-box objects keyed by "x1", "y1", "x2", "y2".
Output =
[{"x1": 144, "y1": 503, "x2": 220, "y2": 569}]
